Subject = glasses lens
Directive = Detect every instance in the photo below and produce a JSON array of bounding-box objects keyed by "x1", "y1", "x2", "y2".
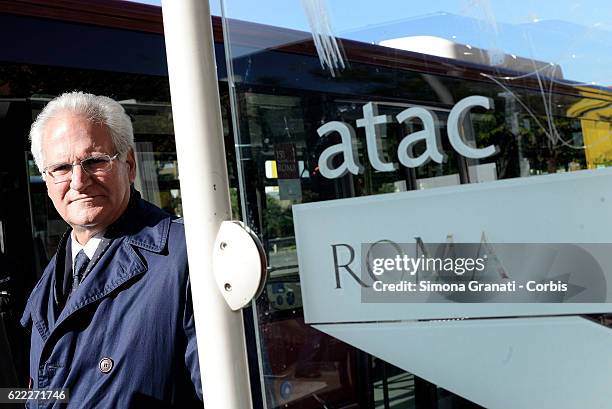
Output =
[
  {"x1": 47, "y1": 163, "x2": 73, "y2": 177},
  {"x1": 82, "y1": 156, "x2": 112, "y2": 174}
]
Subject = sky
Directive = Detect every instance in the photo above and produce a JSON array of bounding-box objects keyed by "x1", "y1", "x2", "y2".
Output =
[
  {"x1": 128, "y1": 0, "x2": 610, "y2": 85},
  {"x1": 132, "y1": 0, "x2": 611, "y2": 31}
]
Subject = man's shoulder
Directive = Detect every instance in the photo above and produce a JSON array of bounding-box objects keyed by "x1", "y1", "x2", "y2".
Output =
[
  {"x1": 168, "y1": 216, "x2": 186, "y2": 239},
  {"x1": 121, "y1": 199, "x2": 190, "y2": 263},
  {"x1": 171, "y1": 217, "x2": 184, "y2": 225},
  {"x1": 119, "y1": 197, "x2": 179, "y2": 253},
  {"x1": 20, "y1": 253, "x2": 58, "y2": 327},
  {"x1": 32, "y1": 252, "x2": 59, "y2": 293},
  {"x1": 167, "y1": 217, "x2": 187, "y2": 256}
]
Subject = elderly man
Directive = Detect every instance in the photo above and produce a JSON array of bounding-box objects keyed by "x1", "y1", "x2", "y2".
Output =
[{"x1": 21, "y1": 92, "x2": 202, "y2": 408}]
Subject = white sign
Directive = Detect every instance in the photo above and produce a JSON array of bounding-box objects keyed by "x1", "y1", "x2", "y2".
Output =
[{"x1": 293, "y1": 169, "x2": 612, "y2": 324}]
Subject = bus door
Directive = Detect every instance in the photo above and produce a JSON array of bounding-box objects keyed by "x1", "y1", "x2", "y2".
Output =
[{"x1": 0, "y1": 99, "x2": 35, "y2": 388}]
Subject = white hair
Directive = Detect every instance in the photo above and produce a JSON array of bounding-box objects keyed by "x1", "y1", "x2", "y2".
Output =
[{"x1": 29, "y1": 91, "x2": 135, "y2": 172}]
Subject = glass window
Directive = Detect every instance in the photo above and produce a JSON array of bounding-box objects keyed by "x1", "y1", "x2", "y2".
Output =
[{"x1": 215, "y1": 1, "x2": 611, "y2": 408}]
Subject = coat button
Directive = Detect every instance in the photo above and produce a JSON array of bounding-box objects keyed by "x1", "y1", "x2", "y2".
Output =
[{"x1": 99, "y1": 358, "x2": 114, "y2": 374}]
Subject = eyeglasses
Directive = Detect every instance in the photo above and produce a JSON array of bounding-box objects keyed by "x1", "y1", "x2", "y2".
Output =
[{"x1": 44, "y1": 153, "x2": 120, "y2": 183}]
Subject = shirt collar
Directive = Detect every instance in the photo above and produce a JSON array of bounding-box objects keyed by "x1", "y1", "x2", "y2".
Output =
[{"x1": 71, "y1": 230, "x2": 106, "y2": 262}]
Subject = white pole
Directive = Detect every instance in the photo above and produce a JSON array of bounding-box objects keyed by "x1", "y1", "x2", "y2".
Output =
[{"x1": 161, "y1": 1, "x2": 253, "y2": 408}]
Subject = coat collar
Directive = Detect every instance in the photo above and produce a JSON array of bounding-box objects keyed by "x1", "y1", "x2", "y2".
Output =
[
  {"x1": 24, "y1": 190, "x2": 172, "y2": 342},
  {"x1": 105, "y1": 189, "x2": 171, "y2": 254}
]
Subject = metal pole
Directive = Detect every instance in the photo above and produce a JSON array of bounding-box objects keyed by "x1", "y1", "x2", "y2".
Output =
[{"x1": 161, "y1": 1, "x2": 253, "y2": 408}]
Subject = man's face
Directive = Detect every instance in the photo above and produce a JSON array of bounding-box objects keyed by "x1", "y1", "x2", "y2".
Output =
[{"x1": 42, "y1": 112, "x2": 136, "y2": 235}]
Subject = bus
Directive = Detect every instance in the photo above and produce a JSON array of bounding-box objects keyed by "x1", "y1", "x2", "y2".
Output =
[{"x1": 1, "y1": 1, "x2": 610, "y2": 407}]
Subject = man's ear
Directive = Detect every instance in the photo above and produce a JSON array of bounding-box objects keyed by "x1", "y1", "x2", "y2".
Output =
[{"x1": 126, "y1": 148, "x2": 137, "y2": 183}]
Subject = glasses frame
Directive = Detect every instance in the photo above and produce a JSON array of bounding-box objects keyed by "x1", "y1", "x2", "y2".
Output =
[{"x1": 43, "y1": 153, "x2": 120, "y2": 183}]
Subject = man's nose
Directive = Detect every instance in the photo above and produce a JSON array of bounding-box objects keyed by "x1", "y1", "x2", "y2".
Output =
[{"x1": 69, "y1": 164, "x2": 91, "y2": 191}]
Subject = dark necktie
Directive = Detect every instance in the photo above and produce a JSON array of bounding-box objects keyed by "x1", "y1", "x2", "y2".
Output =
[{"x1": 72, "y1": 250, "x2": 89, "y2": 294}]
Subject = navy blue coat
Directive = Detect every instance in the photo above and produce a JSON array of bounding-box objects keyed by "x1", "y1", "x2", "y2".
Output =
[{"x1": 21, "y1": 194, "x2": 202, "y2": 408}]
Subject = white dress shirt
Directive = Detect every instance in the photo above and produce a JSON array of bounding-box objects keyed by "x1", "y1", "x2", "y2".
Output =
[{"x1": 71, "y1": 230, "x2": 106, "y2": 267}]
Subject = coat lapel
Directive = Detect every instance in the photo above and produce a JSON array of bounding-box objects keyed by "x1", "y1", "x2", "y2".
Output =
[
  {"x1": 27, "y1": 192, "x2": 172, "y2": 351},
  {"x1": 50, "y1": 199, "x2": 171, "y2": 334},
  {"x1": 54, "y1": 239, "x2": 147, "y2": 327},
  {"x1": 26, "y1": 229, "x2": 70, "y2": 342}
]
